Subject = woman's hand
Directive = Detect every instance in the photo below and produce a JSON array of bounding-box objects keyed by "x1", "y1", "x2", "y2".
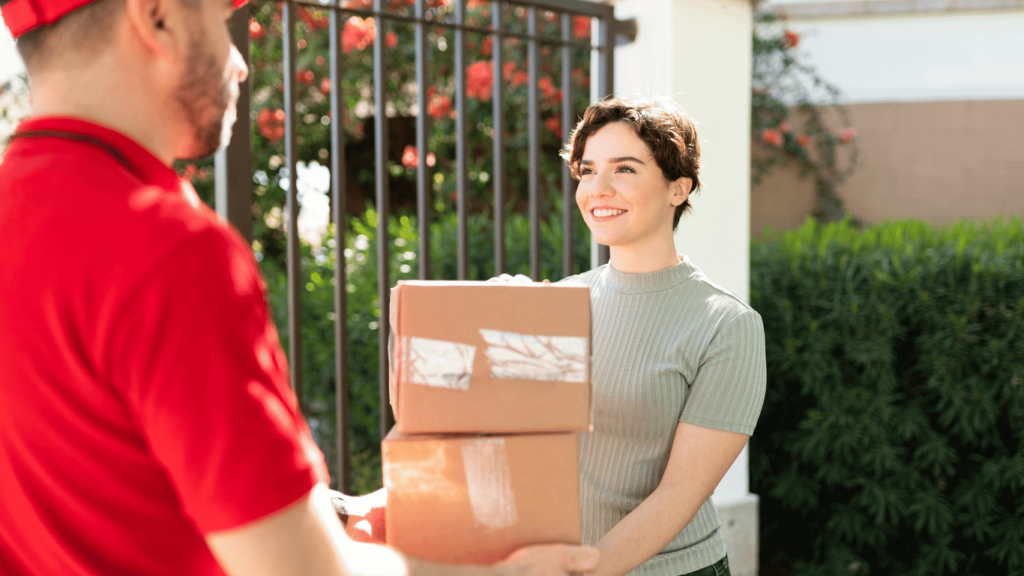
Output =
[
  {"x1": 487, "y1": 274, "x2": 550, "y2": 285},
  {"x1": 498, "y1": 544, "x2": 600, "y2": 576}
]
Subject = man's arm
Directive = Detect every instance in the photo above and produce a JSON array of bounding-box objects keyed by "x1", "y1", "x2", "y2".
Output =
[{"x1": 206, "y1": 483, "x2": 599, "y2": 576}]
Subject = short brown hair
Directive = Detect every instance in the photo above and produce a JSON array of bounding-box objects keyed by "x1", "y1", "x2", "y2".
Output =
[
  {"x1": 561, "y1": 95, "x2": 702, "y2": 230},
  {"x1": 3, "y1": 0, "x2": 124, "y2": 72}
]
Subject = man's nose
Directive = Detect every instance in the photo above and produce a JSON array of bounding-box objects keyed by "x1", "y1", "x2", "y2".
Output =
[{"x1": 230, "y1": 45, "x2": 249, "y2": 83}]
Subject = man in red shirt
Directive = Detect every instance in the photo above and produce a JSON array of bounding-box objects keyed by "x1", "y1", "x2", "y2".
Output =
[{"x1": 0, "y1": 0, "x2": 599, "y2": 574}]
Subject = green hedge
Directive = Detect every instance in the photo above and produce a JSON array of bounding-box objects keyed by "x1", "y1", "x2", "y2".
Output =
[{"x1": 749, "y1": 218, "x2": 1024, "y2": 576}]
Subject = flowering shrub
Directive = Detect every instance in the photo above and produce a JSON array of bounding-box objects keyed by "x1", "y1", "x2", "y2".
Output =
[{"x1": 752, "y1": 13, "x2": 859, "y2": 223}]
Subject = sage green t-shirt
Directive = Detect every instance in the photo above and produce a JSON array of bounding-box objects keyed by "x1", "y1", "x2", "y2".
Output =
[{"x1": 560, "y1": 257, "x2": 766, "y2": 576}]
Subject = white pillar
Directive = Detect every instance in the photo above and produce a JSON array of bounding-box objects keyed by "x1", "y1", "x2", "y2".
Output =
[{"x1": 608, "y1": 1, "x2": 758, "y2": 574}]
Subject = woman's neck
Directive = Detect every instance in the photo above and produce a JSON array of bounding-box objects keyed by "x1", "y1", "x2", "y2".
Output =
[{"x1": 608, "y1": 233, "x2": 681, "y2": 274}]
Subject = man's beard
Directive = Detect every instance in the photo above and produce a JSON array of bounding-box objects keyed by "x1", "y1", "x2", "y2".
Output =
[{"x1": 173, "y1": 27, "x2": 236, "y2": 161}]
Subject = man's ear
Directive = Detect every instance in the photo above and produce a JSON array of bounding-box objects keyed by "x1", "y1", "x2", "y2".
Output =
[
  {"x1": 669, "y1": 176, "x2": 692, "y2": 207},
  {"x1": 124, "y1": 0, "x2": 179, "y2": 61}
]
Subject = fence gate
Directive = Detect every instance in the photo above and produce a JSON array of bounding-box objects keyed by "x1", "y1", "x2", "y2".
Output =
[{"x1": 215, "y1": 0, "x2": 633, "y2": 492}]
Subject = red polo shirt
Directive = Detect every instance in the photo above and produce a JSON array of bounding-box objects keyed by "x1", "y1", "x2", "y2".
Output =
[{"x1": 0, "y1": 117, "x2": 330, "y2": 575}]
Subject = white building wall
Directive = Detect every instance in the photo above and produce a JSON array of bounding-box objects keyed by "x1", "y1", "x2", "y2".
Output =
[{"x1": 758, "y1": 6, "x2": 1024, "y2": 103}]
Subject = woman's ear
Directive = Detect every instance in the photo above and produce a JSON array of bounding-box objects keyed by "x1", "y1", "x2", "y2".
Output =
[{"x1": 669, "y1": 177, "x2": 692, "y2": 207}]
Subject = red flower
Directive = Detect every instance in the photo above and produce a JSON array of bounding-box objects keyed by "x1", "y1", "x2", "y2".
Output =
[
  {"x1": 545, "y1": 116, "x2": 561, "y2": 137},
  {"x1": 342, "y1": 16, "x2": 376, "y2": 53},
  {"x1": 426, "y1": 0, "x2": 448, "y2": 7},
  {"x1": 761, "y1": 128, "x2": 783, "y2": 147},
  {"x1": 401, "y1": 145, "x2": 418, "y2": 168},
  {"x1": 481, "y1": 36, "x2": 492, "y2": 56},
  {"x1": 428, "y1": 92, "x2": 452, "y2": 119},
  {"x1": 320, "y1": 78, "x2": 332, "y2": 95},
  {"x1": 796, "y1": 134, "x2": 811, "y2": 148},
  {"x1": 179, "y1": 163, "x2": 198, "y2": 182},
  {"x1": 249, "y1": 19, "x2": 264, "y2": 41},
  {"x1": 573, "y1": 16, "x2": 591, "y2": 39},
  {"x1": 468, "y1": 0, "x2": 488, "y2": 8},
  {"x1": 779, "y1": 122, "x2": 791, "y2": 134},
  {"x1": 839, "y1": 128, "x2": 856, "y2": 143},
  {"x1": 511, "y1": 71, "x2": 528, "y2": 88},
  {"x1": 538, "y1": 76, "x2": 561, "y2": 102},
  {"x1": 297, "y1": 69, "x2": 315, "y2": 85},
  {"x1": 258, "y1": 108, "x2": 286, "y2": 143},
  {"x1": 426, "y1": 152, "x2": 436, "y2": 167},
  {"x1": 466, "y1": 61, "x2": 493, "y2": 101},
  {"x1": 299, "y1": 8, "x2": 329, "y2": 31},
  {"x1": 783, "y1": 30, "x2": 799, "y2": 48},
  {"x1": 503, "y1": 61, "x2": 516, "y2": 81},
  {"x1": 386, "y1": 31, "x2": 398, "y2": 48}
]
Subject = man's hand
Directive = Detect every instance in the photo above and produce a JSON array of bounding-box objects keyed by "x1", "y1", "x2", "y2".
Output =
[
  {"x1": 498, "y1": 544, "x2": 600, "y2": 576},
  {"x1": 330, "y1": 488, "x2": 387, "y2": 544}
]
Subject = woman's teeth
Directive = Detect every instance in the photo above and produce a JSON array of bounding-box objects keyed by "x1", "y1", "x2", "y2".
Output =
[{"x1": 593, "y1": 209, "x2": 625, "y2": 218}]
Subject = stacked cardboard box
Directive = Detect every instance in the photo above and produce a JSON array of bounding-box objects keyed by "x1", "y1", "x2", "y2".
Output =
[{"x1": 383, "y1": 281, "x2": 592, "y2": 564}]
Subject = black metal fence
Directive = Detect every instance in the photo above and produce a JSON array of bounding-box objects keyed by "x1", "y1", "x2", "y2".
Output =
[{"x1": 215, "y1": 0, "x2": 632, "y2": 492}]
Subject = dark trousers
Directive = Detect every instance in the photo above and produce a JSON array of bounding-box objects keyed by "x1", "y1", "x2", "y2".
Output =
[{"x1": 679, "y1": 556, "x2": 730, "y2": 576}]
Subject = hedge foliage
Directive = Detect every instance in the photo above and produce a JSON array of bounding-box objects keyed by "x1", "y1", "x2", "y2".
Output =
[{"x1": 749, "y1": 218, "x2": 1024, "y2": 576}]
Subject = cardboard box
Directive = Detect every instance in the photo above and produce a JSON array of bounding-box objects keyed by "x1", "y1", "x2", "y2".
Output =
[
  {"x1": 389, "y1": 281, "x2": 591, "y2": 435},
  {"x1": 383, "y1": 430, "x2": 581, "y2": 564}
]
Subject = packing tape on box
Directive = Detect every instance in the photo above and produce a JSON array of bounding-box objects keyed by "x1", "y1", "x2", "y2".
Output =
[
  {"x1": 479, "y1": 329, "x2": 587, "y2": 383},
  {"x1": 460, "y1": 438, "x2": 519, "y2": 529},
  {"x1": 404, "y1": 336, "x2": 476, "y2": 390}
]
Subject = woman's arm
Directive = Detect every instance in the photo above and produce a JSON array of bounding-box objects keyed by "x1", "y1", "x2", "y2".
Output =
[{"x1": 591, "y1": 423, "x2": 749, "y2": 576}]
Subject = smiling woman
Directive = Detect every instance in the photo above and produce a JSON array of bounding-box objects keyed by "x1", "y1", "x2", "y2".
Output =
[{"x1": 555, "y1": 95, "x2": 766, "y2": 576}]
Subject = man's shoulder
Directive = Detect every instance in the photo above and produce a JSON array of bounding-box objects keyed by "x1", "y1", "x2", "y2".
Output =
[{"x1": 0, "y1": 144, "x2": 249, "y2": 291}]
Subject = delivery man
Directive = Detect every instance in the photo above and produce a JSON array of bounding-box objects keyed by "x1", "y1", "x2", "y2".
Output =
[{"x1": 0, "y1": 0, "x2": 599, "y2": 574}]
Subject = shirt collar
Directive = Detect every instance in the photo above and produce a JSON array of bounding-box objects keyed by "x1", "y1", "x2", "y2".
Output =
[{"x1": 14, "y1": 116, "x2": 181, "y2": 190}]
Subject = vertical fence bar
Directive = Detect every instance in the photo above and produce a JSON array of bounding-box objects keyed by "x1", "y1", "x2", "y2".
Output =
[
  {"x1": 491, "y1": 1, "x2": 505, "y2": 276},
  {"x1": 455, "y1": 0, "x2": 469, "y2": 280},
  {"x1": 594, "y1": 11, "x2": 612, "y2": 267},
  {"x1": 373, "y1": 0, "x2": 394, "y2": 437},
  {"x1": 283, "y1": 1, "x2": 303, "y2": 399},
  {"x1": 214, "y1": 8, "x2": 253, "y2": 244},
  {"x1": 527, "y1": 6, "x2": 540, "y2": 280},
  {"x1": 560, "y1": 11, "x2": 573, "y2": 279},
  {"x1": 328, "y1": 0, "x2": 350, "y2": 494},
  {"x1": 415, "y1": 0, "x2": 431, "y2": 280}
]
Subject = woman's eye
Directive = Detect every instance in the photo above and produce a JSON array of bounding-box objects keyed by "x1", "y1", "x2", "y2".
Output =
[
  {"x1": 616, "y1": 165, "x2": 635, "y2": 173},
  {"x1": 580, "y1": 168, "x2": 595, "y2": 176}
]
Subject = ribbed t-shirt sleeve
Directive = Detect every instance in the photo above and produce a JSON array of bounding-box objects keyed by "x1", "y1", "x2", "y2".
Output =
[
  {"x1": 107, "y1": 227, "x2": 330, "y2": 534},
  {"x1": 679, "y1": 309, "x2": 766, "y2": 435}
]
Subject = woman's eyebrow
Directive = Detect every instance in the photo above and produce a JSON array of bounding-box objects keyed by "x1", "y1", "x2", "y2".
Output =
[{"x1": 580, "y1": 156, "x2": 646, "y2": 165}]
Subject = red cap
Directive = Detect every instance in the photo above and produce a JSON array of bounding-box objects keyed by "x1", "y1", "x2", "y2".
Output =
[{"x1": 3, "y1": 0, "x2": 248, "y2": 39}]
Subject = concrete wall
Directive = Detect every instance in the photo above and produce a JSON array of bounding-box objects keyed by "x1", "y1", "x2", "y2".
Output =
[{"x1": 752, "y1": 99, "x2": 1024, "y2": 234}]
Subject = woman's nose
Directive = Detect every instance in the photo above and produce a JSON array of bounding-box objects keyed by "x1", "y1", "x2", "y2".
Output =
[{"x1": 588, "y1": 172, "x2": 614, "y2": 198}]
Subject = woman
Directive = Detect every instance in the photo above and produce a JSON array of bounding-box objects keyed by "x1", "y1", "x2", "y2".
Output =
[{"x1": 553, "y1": 95, "x2": 766, "y2": 576}]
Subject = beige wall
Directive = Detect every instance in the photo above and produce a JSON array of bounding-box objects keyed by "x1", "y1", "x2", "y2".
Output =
[{"x1": 751, "y1": 99, "x2": 1024, "y2": 235}]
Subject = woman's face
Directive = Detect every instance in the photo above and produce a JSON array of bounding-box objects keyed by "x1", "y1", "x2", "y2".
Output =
[{"x1": 575, "y1": 121, "x2": 690, "y2": 249}]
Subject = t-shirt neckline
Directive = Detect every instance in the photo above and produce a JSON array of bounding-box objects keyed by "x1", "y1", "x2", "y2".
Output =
[{"x1": 602, "y1": 255, "x2": 699, "y2": 294}]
